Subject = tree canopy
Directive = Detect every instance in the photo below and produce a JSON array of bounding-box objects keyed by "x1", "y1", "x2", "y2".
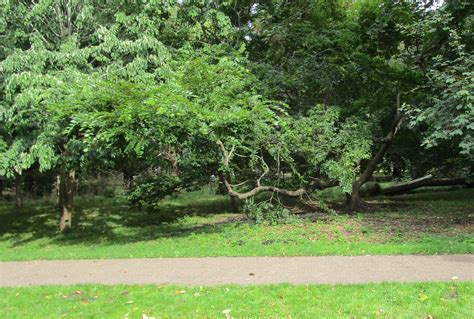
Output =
[{"x1": 1, "y1": 0, "x2": 472, "y2": 231}]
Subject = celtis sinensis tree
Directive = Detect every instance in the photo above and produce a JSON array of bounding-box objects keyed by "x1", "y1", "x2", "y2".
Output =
[{"x1": 0, "y1": 0, "x2": 237, "y2": 231}]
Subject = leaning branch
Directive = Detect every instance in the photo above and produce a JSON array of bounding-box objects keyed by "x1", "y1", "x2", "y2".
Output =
[
  {"x1": 348, "y1": 87, "x2": 425, "y2": 209},
  {"x1": 216, "y1": 140, "x2": 307, "y2": 200}
]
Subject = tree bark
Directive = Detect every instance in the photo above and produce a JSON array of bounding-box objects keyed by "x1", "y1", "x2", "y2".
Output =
[
  {"x1": 348, "y1": 113, "x2": 403, "y2": 209},
  {"x1": 58, "y1": 169, "x2": 75, "y2": 233},
  {"x1": 25, "y1": 169, "x2": 35, "y2": 197},
  {"x1": 348, "y1": 87, "x2": 427, "y2": 209},
  {"x1": 219, "y1": 173, "x2": 238, "y2": 212},
  {"x1": 382, "y1": 175, "x2": 469, "y2": 196},
  {"x1": 124, "y1": 172, "x2": 134, "y2": 191},
  {"x1": 15, "y1": 173, "x2": 23, "y2": 208},
  {"x1": 348, "y1": 91, "x2": 409, "y2": 210}
]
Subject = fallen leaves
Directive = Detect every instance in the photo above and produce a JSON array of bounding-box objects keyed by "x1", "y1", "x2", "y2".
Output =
[
  {"x1": 175, "y1": 290, "x2": 186, "y2": 295},
  {"x1": 419, "y1": 293, "x2": 429, "y2": 302},
  {"x1": 374, "y1": 308, "x2": 384, "y2": 316},
  {"x1": 63, "y1": 290, "x2": 83, "y2": 299},
  {"x1": 222, "y1": 309, "x2": 232, "y2": 319},
  {"x1": 441, "y1": 286, "x2": 459, "y2": 301}
]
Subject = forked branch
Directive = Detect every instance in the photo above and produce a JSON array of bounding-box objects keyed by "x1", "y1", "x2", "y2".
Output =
[{"x1": 216, "y1": 140, "x2": 308, "y2": 200}]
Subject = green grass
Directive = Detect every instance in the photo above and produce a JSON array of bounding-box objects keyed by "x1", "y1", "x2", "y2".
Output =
[
  {"x1": 1, "y1": 282, "x2": 472, "y2": 318},
  {"x1": 0, "y1": 188, "x2": 473, "y2": 261}
]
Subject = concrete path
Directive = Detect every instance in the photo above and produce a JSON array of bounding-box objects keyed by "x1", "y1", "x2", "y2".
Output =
[{"x1": 1, "y1": 255, "x2": 473, "y2": 287}]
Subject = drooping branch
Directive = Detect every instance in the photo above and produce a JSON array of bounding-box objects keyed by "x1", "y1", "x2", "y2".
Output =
[{"x1": 216, "y1": 140, "x2": 307, "y2": 200}]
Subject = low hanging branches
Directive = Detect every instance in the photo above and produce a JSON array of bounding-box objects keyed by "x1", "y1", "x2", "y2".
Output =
[{"x1": 216, "y1": 140, "x2": 307, "y2": 200}]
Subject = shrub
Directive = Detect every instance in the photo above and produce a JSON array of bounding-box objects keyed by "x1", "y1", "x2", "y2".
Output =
[{"x1": 127, "y1": 175, "x2": 182, "y2": 211}]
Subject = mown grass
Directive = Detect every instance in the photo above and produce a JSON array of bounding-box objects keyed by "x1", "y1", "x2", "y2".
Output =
[
  {"x1": 0, "y1": 188, "x2": 472, "y2": 261},
  {"x1": 1, "y1": 282, "x2": 472, "y2": 318}
]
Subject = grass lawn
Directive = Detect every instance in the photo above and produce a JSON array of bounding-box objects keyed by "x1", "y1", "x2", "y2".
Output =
[
  {"x1": 0, "y1": 188, "x2": 473, "y2": 261},
  {"x1": 1, "y1": 282, "x2": 472, "y2": 318}
]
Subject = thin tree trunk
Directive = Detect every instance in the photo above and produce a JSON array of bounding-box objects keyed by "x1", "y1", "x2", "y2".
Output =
[
  {"x1": 348, "y1": 93, "x2": 405, "y2": 210},
  {"x1": 15, "y1": 173, "x2": 23, "y2": 208},
  {"x1": 59, "y1": 169, "x2": 75, "y2": 233},
  {"x1": 219, "y1": 173, "x2": 239, "y2": 212},
  {"x1": 349, "y1": 117, "x2": 402, "y2": 209},
  {"x1": 25, "y1": 169, "x2": 35, "y2": 197},
  {"x1": 349, "y1": 87, "x2": 426, "y2": 209},
  {"x1": 124, "y1": 172, "x2": 134, "y2": 190}
]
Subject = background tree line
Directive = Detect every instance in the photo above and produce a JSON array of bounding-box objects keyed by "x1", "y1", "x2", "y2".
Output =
[{"x1": 0, "y1": 0, "x2": 472, "y2": 231}]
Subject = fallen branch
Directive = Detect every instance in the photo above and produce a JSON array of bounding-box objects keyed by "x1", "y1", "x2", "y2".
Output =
[{"x1": 382, "y1": 175, "x2": 470, "y2": 196}]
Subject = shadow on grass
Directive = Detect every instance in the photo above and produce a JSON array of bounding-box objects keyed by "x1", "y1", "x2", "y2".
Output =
[
  {"x1": 0, "y1": 189, "x2": 238, "y2": 247},
  {"x1": 0, "y1": 187, "x2": 472, "y2": 248},
  {"x1": 381, "y1": 186, "x2": 474, "y2": 202}
]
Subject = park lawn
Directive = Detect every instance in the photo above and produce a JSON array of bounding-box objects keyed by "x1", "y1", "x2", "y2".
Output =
[
  {"x1": 1, "y1": 282, "x2": 472, "y2": 318},
  {"x1": 0, "y1": 188, "x2": 473, "y2": 261}
]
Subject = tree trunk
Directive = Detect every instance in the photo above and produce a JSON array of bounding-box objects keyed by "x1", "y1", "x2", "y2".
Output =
[
  {"x1": 124, "y1": 172, "x2": 134, "y2": 191},
  {"x1": 426, "y1": 177, "x2": 470, "y2": 187},
  {"x1": 58, "y1": 169, "x2": 75, "y2": 233},
  {"x1": 348, "y1": 92, "x2": 407, "y2": 210},
  {"x1": 25, "y1": 169, "x2": 35, "y2": 197},
  {"x1": 0, "y1": 177, "x2": 3, "y2": 200},
  {"x1": 15, "y1": 173, "x2": 23, "y2": 208},
  {"x1": 219, "y1": 173, "x2": 239, "y2": 212},
  {"x1": 348, "y1": 181, "x2": 362, "y2": 210},
  {"x1": 348, "y1": 120, "x2": 401, "y2": 209}
]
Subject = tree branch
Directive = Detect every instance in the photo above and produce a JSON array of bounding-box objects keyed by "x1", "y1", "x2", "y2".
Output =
[{"x1": 216, "y1": 140, "x2": 307, "y2": 200}]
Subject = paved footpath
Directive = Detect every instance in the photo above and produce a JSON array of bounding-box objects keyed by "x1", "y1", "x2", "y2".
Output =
[{"x1": 1, "y1": 255, "x2": 473, "y2": 287}]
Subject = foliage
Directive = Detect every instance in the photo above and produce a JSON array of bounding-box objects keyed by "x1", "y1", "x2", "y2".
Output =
[
  {"x1": 128, "y1": 175, "x2": 182, "y2": 211},
  {"x1": 241, "y1": 198, "x2": 297, "y2": 225},
  {"x1": 1, "y1": 0, "x2": 472, "y2": 226},
  {"x1": 399, "y1": 6, "x2": 474, "y2": 158}
]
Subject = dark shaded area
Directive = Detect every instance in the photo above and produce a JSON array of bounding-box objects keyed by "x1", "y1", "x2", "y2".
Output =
[{"x1": 0, "y1": 192, "x2": 239, "y2": 247}]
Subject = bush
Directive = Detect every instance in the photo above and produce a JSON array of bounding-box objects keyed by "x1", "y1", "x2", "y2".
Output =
[
  {"x1": 127, "y1": 175, "x2": 182, "y2": 211},
  {"x1": 242, "y1": 198, "x2": 297, "y2": 225}
]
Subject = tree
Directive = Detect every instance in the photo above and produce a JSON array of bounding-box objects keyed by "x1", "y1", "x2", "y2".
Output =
[
  {"x1": 399, "y1": 2, "x2": 473, "y2": 159},
  {"x1": 1, "y1": 0, "x2": 237, "y2": 230}
]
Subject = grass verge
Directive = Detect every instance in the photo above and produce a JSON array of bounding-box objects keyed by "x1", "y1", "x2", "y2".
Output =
[{"x1": 1, "y1": 282, "x2": 472, "y2": 318}]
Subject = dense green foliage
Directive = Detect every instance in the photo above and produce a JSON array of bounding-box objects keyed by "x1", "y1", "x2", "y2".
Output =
[{"x1": 1, "y1": 0, "x2": 472, "y2": 227}]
